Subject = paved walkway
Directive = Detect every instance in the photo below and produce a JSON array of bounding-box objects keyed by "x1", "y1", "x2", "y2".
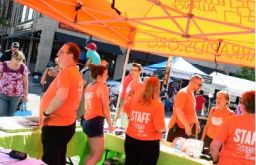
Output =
[{"x1": 27, "y1": 76, "x2": 41, "y2": 116}]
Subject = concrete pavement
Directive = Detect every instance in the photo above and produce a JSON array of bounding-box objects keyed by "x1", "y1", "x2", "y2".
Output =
[{"x1": 27, "y1": 76, "x2": 41, "y2": 116}]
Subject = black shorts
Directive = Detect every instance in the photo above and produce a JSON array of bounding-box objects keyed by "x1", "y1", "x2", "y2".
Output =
[
  {"x1": 82, "y1": 116, "x2": 105, "y2": 137},
  {"x1": 203, "y1": 134, "x2": 213, "y2": 149},
  {"x1": 166, "y1": 124, "x2": 191, "y2": 142}
]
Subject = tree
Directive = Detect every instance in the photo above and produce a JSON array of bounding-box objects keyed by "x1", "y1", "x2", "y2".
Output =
[
  {"x1": 0, "y1": 17, "x2": 9, "y2": 27},
  {"x1": 237, "y1": 67, "x2": 255, "y2": 81}
]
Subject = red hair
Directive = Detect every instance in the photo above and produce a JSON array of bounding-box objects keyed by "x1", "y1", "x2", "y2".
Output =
[{"x1": 140, "y1": 76, "x2": 160, "y2": 104}]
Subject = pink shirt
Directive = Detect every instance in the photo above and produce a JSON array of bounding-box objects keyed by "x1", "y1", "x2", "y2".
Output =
[
  {"x1": 0, "y1": 62, "x2": 29, "y2": 96},
  {"x1": 195, "y1": 94, "x2": 206, "y2": 111},
  {"x1": 121, "y1": 74, "x2": 133, "y2": 99}
]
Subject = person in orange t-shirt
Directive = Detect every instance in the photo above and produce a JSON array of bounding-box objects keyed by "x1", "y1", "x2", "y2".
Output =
[
  {"x1": 166, "y1": 74, "x2": 202, "y2": 142},
  {"x1": 201, "y1": 90, "x2": 234, "y2": 149},
  {"x1": 114, "y1": 70, "x2": 132, "y2": 122},
  {"x1": 210, "y1": 90, "x2": 255, "y2": 165},
  {"x1": 125, "y1": 63, "x2": 144, "y2": 99},
  {"x1": 40, "y1": 42, "x2": 83, "y2": 165},
  {"x1": 123, "y1": 76, "x2": 166, "y2": 165},
  {"x1": 115, "y1": 63, "x2": 144, "y2": 128},
  {"x1": 82, "y1": 65, "x2": 115, "y2": 165}
]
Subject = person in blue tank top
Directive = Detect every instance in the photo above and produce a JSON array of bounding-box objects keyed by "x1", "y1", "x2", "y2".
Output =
[{"x1": 85, "y1": 42, "x2": 101, "y2": 65}]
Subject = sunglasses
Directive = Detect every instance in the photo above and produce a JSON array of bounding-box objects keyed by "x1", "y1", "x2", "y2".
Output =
[
  {"x1": 131, "y1": 69, "x2": 140, "y2": 72},
  {"x1": 193, "y1": 81, "x2": 202, "y2": 87}
]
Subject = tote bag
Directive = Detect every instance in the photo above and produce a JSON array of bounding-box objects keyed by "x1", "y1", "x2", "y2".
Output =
[{"x1": 14, "y1": 102, "x2": 32, "y2": 116}]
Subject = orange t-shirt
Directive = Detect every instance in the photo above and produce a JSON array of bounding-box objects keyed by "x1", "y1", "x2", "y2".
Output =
[
  {"x1": 216, "y1": 114, "x2": 255, "y2": 165},
  {"x1": 83, "y1": 82, "x2": 109, "y2": 120},
  {"x1": 123, "y1": 97, "x2": 165, "y2": 141},
  {"x1": 206, "y1": 107, "x2": 234, "y2": 139},
  {"x1": 173, "y1": 87, "x2": 198, "y2": 128},
  {"x1": 40, "y1": 66, "x2": 83, "y2": 126},
  {"x1": 125, "y1": 79, "x2": 144, "y2": 99}
]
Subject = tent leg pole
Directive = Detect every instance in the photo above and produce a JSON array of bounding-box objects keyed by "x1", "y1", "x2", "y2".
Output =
[{"x1": 113, "y1": 46, "x2": 131, "y2": 127}]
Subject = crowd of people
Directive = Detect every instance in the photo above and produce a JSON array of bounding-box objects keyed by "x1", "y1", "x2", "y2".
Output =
[{"x1": 0, "y1": 41, "x2": 254, "y2": 165}]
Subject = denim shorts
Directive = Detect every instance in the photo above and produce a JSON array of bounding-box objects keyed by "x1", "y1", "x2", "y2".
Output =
[{"x1": 82, "y1": 116, "x2": 105, "y2": 137}]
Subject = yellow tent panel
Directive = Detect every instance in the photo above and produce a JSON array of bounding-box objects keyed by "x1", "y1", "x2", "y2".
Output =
[{"x1": 16, "y1": 0, "x2": 255, "y2": 67}]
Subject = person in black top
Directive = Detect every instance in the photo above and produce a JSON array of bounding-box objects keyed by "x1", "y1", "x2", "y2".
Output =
[
  {"x1": 0, "y1": 42, "x2": 20, "y2": 62},
  {"x1": 40, "y1": 58, "x2": 59, "y2": 96}
]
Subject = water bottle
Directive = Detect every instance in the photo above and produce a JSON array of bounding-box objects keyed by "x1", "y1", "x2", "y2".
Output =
[
  {"x1": 175, "y1": 141, "x2": 181, "y2": 151},
  {"x1": 174, "y1": 138, "x2": 182, "y2": 153},
  {"x1": 162, "y1": 132, "x2": 166, "y2": 139},
  {"x1": 20, "y1": 102, "x2": 27, "y2": 111}
]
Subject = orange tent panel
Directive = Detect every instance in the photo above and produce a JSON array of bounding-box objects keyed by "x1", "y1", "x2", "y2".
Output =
[{"x1": 16, "y1": 0, "x2": 255, "y2": 68}]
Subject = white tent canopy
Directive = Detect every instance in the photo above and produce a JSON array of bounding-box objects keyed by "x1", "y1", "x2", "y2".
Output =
[
  {"x1": 209, "y1": 72, "x2": 255, "y2": 97},
  {"x1": 144, "y1": 57, "x2": 207, "y2": 80}
]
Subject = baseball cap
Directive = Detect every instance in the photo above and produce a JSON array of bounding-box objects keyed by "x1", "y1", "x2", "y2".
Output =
[
  {"x1": 86, "y1": 42, "x2": 97, "y2": 51},
  {"x1": 12, "y1": 42, "x2": 20, "y2": 48}
]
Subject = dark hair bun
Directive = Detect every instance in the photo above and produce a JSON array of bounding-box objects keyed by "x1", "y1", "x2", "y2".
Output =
[
  {"x1": 89, "y1": 64, "x2": 96, "y2": 70},
  {"x1": 90, "y1": 65, "x2": 107, "y2": 79}
]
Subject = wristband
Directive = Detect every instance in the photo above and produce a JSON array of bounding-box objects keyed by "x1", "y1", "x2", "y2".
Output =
[
  {"x1": 213, "y1": 160, "x2": 219, "y2": 164},
  {"x1": 212, "y1": 157, "x2": 219, "y2": 164},
  {"x1": 43, "y1": 111, "x2": 51, "y2": 116}
]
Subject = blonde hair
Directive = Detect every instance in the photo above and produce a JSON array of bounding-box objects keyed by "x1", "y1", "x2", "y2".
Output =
[
  {"x1": 132, "y1": 63, "x2": 142, "y2": 71},
  {"x1": 190, "y1": 74, "x2": 203, "y2": 81},
  {"x1": 140, "y1": 76, "x2": 160, "y2": 104},
  {"x1": 12, "y1": 51, "x2": 25, "y2": 61},
  {"x1": 217, "y1": 90, "x2": 230, "y2": 104}
]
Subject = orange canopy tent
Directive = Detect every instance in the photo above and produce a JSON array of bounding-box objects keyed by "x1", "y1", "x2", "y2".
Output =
[{"x1": 16, "y1": 0, "x2": 255, "y2": 68}]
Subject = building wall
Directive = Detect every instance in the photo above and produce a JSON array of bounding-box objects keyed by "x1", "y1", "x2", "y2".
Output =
[
  {"x1": 0, "y1": 1, "x2": 91, "y2": 73},
  {"x1": 113, "y1": 55, "x2": 126, "y2": 80},
  {"x1": 35, "y1": 17, "x2": 56, "y2": 73},
  {"x1": 31, "y1": 15, "x2": 91, "y2": 72}
]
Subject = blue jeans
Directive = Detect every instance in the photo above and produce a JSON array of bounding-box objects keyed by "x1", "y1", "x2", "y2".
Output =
[{"x1": 0, "y1": 93, "x2": 21, "y2": 116}]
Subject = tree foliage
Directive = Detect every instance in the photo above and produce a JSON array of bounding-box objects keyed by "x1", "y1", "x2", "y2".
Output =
[
  {"x1": 237, "y1": 67, "x2": 255, "y2": 81},
  {"x1": 0, "y1": 17, "x2": 9, "y2": 27}
]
